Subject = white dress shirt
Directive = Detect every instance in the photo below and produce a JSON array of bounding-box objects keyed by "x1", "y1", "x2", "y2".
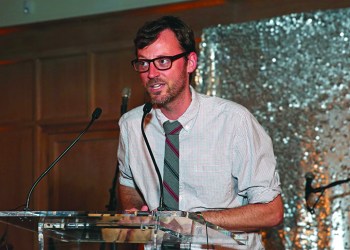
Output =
[{"x1": 118, "y1": 86, "x2": 281, "y2": 249}]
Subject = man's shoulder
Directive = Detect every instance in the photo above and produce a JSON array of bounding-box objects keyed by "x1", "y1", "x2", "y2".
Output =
[
  {"x1": 119, "y1": 105, "x2": 145, "y2": 126},
  {"x1": 196, "y1": 91, "x2": 250, "y2": 115}
]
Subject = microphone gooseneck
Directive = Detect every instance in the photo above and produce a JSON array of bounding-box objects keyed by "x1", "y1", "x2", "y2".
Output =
[
  {"x1": 24, "y1": 107, "x2": 102, "y2": 211},
  {"x1": 143, "y1": 102, "x2": 152, "y2": 114},
  {"x1": 140, "y1": 102, "x2": 165, "y2": 210}
]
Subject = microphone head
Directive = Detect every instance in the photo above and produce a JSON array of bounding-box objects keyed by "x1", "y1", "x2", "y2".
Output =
[
  {"x1": 305, "y1": 172, "x2": 315, "y2": 180},
  {"x1": 92, "y1": 107, "x2": 102, "y2": 120},
  {"x1": 143, "y1": 102, "x2": 153, "y2": 114},
  {"x1": 122, "y1": 87, "x2": 131, "y2": 98}
]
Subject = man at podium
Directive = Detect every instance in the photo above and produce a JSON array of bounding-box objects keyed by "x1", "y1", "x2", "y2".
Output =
[{"x1": 118, "y1": 15, "x2": 283, "y2": 249}]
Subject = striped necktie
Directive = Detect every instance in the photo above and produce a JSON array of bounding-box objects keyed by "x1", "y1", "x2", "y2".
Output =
[{"x1": 163, "y1": 120, "x2": 182, "y2": 210}]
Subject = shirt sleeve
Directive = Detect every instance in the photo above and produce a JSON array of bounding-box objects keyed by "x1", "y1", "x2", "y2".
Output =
[
  {"x1": 234, "y1": 112, "x2": 282, "y2": 204},
  {"x1": 118, "y1": 118, "x2": 136, "y2": 188}
]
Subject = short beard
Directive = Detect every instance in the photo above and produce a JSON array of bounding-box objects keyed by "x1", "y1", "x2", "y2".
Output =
[
  {"x1": 149, "y1": 69, "x2": 188, "y2": 106},
  {"x1": 150, "y1": 84, "x2": 179, "y2": 106}
]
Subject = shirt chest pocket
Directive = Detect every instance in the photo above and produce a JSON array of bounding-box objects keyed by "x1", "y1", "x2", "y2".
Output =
[
  {"x1": 194, "y1": 156, "x2": 229, "y2": 173},
  {"x1": 185, "y1": 163, "x2": 233, "y2": 205}
]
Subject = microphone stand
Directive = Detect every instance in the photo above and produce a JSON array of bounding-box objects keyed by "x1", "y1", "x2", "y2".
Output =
[
  {"x1": 101, "y1": 165, "x2": 119, "y2": 250},
  {"x1": 105, "y1": 88, "x2": 131, "y2": 212},
  {"x1": 307, "y1": 176, "x2": 350, "y2": 214},
  {"x1": 102, "y1": 92, "x2": 130, "y2": 250},
  {"x1": 105, "y1": 164, "x2": 119, "y2": 211}
]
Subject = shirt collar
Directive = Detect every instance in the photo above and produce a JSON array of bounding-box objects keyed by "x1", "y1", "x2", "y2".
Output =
[{"x1": 154, "y1": 85, "x2": 200, "y2": 132}]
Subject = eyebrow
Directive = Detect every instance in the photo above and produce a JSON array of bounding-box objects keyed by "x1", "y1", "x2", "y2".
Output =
[{"x1": 137, "y1": 52, "x2": 184, "y2": 60}]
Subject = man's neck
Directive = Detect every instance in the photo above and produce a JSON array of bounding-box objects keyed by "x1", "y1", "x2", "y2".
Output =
[{"x1": 160, "y1": 87, "x2": 192, "y2": 120}]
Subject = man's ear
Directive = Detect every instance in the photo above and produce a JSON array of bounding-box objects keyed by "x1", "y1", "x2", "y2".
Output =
[{"x1": 187, "y1": 52, "x2": 198, "y2": 73}]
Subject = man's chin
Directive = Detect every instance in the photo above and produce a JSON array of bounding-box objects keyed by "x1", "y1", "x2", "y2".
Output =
[
  {"x1": 151, "y1": 99, "x2": 166, "y2": 106},
  {"x1": 150, "y1": 96, "x2": 171, "y2": 106},
  {"x1": 148, "y1": 92, "x2": 163, "y2": 103}
]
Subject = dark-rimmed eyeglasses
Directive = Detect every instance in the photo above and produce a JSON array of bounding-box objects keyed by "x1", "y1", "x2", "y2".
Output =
[{"x1": 131, "y1": 52, "x2": 189, "y2": 73}]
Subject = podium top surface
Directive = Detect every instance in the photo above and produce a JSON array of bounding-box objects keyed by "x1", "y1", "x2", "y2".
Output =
[
  {"x1": 0, "y1": 210, "x2": 186, "y2": 232},
  {"x1": 0, "y1": 210, "x2": 248, "y2": 246}
]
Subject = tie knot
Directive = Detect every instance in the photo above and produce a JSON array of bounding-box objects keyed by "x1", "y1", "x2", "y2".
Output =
[{"x1": 163, "y1": 120, "x2": 182, "y2": 135}]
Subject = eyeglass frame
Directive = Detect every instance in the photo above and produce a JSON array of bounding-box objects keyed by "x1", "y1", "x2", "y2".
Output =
[{"x1": 131, "y1": 52, "x2": 189, "y2": 73}]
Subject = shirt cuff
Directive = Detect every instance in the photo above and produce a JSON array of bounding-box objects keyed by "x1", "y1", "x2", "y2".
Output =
[
  {"x1": 119, "y1": 175, "x2": 136, "y2": 188},
  {"x1": 248, "y1": 186, "x2": 282, "y2": 204}
]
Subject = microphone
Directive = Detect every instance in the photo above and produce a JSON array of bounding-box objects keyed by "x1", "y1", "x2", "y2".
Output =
[
  {"x1": 140, "y1": 103, "x2": 166, "y2": 211},
  {"x1": 143, "y1": 102, "x2": 152, "y2": 114},
  {"x1": 24, "y1": 108, "x2": 102, "y2": 211},
  {"x1": 305, "y1": 172, "x2": 315, "y2": 212},
  {"x1": 121, "y1": 87, "x2": 131, "y2": 116}
]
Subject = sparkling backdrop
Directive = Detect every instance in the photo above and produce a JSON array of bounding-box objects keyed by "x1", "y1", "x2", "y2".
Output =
[{"x1": 195, "y1": 8, "x2": 350, "y2": 250}]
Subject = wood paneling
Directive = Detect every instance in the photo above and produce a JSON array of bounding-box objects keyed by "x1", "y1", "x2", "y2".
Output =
[
  {"x1": 0, "y1": 127, "x2": 33, "y2": 210},
  {"x1": 47, "y1": 130, "x2": 119, "y2": 211},
  {"x1": 39, "y1": 54, "x2": 89, "y2": 121},
  {"x1": 0, "y1": 61, "x2": 35, "y2": 123},
  {"x1": 93, "y1": 49, "x2": 145, "y2": 119},
  {"x1": 0, "y1": 127, "x2": 35, "y2": 249}
]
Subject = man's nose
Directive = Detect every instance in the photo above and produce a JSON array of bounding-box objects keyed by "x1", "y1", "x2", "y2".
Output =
[{"x1": 147, "y1": 62, "x2": 160, "y2": 78}]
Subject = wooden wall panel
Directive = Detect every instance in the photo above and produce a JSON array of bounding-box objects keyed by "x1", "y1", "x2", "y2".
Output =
[
  {"x1": 0, "y1": 224, "x2": 35, "y2": 250},
  {"x1": 0, "y1": 127, "x2": 35, "y2": 249},
  {"x1": 0, "y1": 61, "x2": 35, "y2": 123},
  {"x1": 93, "y1": 48, "x2": 146, "y2": 119},
  {"x1": 39, "y1": 54, "x2": 89, "y2": 121},
  {"x1": 0, "y1": 127, "x2": 33, "y2": 209},
  {"x1": 46, "y1": 130, "x2": 119, "y2": 211}
]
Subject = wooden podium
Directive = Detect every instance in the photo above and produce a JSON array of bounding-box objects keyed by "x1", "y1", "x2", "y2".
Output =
[{"x1": 0, "y1": 210, "x2": 247, "y2": 249}]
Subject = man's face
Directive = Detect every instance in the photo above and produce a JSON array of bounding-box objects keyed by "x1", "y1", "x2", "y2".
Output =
[{"x1": 136, "y1": 29, "x2": 194, "y2": 106}]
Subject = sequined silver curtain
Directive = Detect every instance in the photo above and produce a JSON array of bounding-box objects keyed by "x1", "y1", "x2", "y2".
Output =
[{"x1": 195, "y1": 8, "x2": 350, "y2": 250}]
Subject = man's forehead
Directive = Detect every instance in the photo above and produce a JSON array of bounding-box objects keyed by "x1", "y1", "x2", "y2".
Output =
[{"x1": 137, "y1": 30, "x2": 182, "y2": 56}]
